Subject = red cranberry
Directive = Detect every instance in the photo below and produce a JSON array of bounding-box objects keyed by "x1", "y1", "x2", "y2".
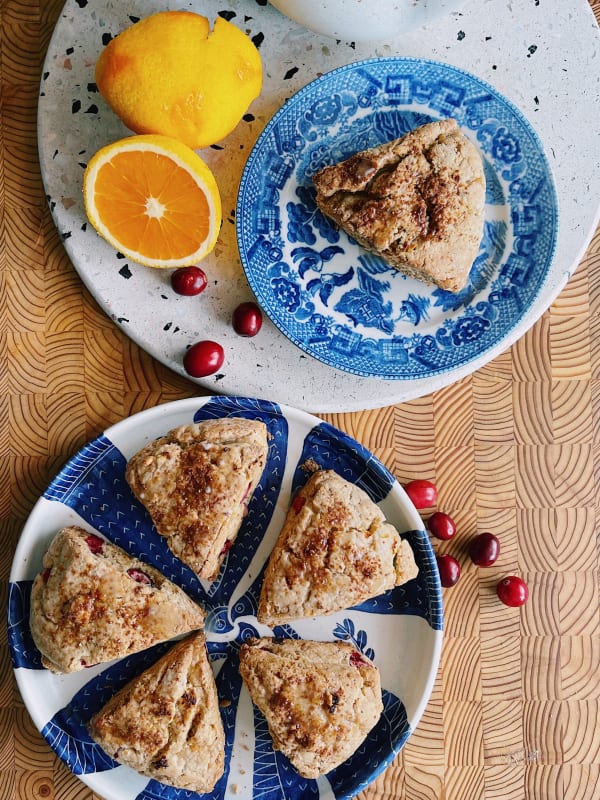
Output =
[
  {"x1": 404, "y1": 479, "x2": 437, "y2": 509},
  {"x1": 350, "y1": 650, "x2": 368, "y2": 667},
  {"x1": 469, "y1": 532, "x2": 500, "y2": 566},
  {"x1": 171, "y1": 266, "x2": 207, "y2": 296},
  {"x1": 41, "y1": 568, "x2": 52, "y2": 584},
  {"x1": 85, "y1": 534, "x2": 104, "y2": 554},
  {"x1": 219, "y1": 539, "x2": 233, "y2": 557},
  {"x1": 436, "y1": 554, "x2": 461, "y2": 587},
  {"x1": 497, "y1": 575, "x2": 529, "y2": 607},
  {"x1": 232, "y1": 301, "x2": 263, "y2": 337},
  {"x1": 127, "y1": 567, "x2": 153, "y2": 585},
  {"x1": 427, "y1": 511, "x2": 456, "y2": 540},
  {"x1": 183, "y1": 340, "x2": 224, "y2": 377},
  {"x1": 240, "y1": 481, "x2": 252, "y2": 504},
  {"x1": 292, "y1": 494, "x2": 306, "y2": 514}
]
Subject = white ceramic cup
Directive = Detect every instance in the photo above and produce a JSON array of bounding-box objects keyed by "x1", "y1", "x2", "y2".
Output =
[{"x1": 268, "y1": 0, "x2": 457, "y2": 42}]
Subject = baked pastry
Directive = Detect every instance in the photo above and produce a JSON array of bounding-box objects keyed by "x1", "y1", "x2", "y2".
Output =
[
  {"x1": 126, "y1": 417, "x2": 269, "y2": 581},
  {"x1": 312, "y1": 118, "x2": 486, "y2": 292},
  {"x1": 89, "y1": 631, "x2": 225, "y2": 793},
  {"x1": 239, "y1": 636, "x2": 383, "y2": 778},
  {"x1": 257, "y1": 469, "x2": 418, "y2": 626},
  {"x1": 29, "y1": 526, "x2": 205, "y2": 673}
]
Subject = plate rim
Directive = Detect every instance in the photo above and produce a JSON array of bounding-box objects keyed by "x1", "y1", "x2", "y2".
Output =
[
  {"x1": 9, "y1": 395, "x2": 444, "y2": 800},
  {"x1": 236, "y1": 54, "x2": 560, "y2": 380}
]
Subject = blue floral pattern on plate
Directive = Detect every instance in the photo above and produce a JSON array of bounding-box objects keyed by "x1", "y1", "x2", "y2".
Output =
[
  {"x1": 8, "y1": 397, "x2": 442, "y2": 800},
  {"x1": 237, "y1": 57, "x2": 558, "y2": 380}
]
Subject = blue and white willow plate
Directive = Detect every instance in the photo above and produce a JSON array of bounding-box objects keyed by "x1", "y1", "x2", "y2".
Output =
[
  {"x1": 237, "y1": 57, "x2": 558, "y2": 380},
  {"x1": 8, "y1": 396, "x2": 443, "y2": 800}
]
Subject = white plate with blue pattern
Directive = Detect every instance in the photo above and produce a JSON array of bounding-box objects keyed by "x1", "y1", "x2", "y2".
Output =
[
  {"x1": 8, "y1": 396, "x2": 443, "y2": 800},
  {"x1": 237, "y1": 57, "x2": 559, "y2": 380}
]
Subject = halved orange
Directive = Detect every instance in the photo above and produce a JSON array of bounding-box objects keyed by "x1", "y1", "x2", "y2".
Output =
[{"x1": 83, "y1": 134, "x2": 222, "y2": 268}]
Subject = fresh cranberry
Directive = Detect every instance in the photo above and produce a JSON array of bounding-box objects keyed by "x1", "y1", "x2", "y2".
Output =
[
  {"x1": 469, "y1": 532, "x2": 500, "y2": 567},
  {"x1": 404, "y1": 479, "x2": 437, "y2": 509},
  {"x1": 427, "y1": 511, "x2": 456, "y2": 540},
  {"x1": 85, "y1": 534, "x2": 104, "y2": 555},
  {"x1": 183, "y1": 340, "x2": 224, "y2": 377},
  {"x1": 232, "y1": 301, "x2": 263, "y2": 337},
  {"x1": 127, "y1": 568, "x2": 153, "y2": 585},
  {"x1": 171, "y1": 266, "x2": 207, "y2": 296},
  {"x1": 436, "y1": 553, "x2": 461, "y2": 587},
  {"x1": 497, "y1": 575, "x2": 529, "y2": 607}
]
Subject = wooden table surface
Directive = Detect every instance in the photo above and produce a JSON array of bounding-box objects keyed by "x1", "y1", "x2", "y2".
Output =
[{"x1": 2, "y1": 1, "x2": 599, "y2": 799}]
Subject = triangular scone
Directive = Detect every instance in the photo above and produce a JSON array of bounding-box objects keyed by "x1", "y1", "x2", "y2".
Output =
[
  {"x1": 89, "y1": 631, "x2": 225, "y2": 793},
  {"x1": 126, "y1": 417, "x2": 269, "y2": 581},
  {"x1": 29, "y1": 526, "x2": 205, "y2": 673},
  {"x1": 313, "y1": 118, "x2": 485, "y2": 292},
  {"x1": 239, "y1": 637, "x2": 383, "y2": 778},
  {"x1": 257, "y1": 469, "x2": 418, "y2": 626}
]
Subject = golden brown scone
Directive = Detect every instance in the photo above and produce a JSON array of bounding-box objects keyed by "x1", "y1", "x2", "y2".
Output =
[
  {"x1": 313, "y1": 118, "x2": 486, "y2": 292},
  {"x1": 89, "y1": 632, "x2": 225, "y2": 793},
  {"x1": 29, "y1": 526, "x2": 205, "y2": 673},
  {"x1": 239, "y1": 636, "x2": 383, "y2": 778},
  {"x1": 126, "y1": 417, "x2": 269, "y2": 581},
  {"x1": 257, "y1": 469, "x2": 418, "y2": 626}
]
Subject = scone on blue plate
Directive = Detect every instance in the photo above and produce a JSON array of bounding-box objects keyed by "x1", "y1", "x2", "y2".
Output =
[
  {"x1": 313, "y1": 118, "x2": 486, "y2": 292},
  {"x1": 126, "y1": 417, "x2": 269, "y2": 581},
  {"x1": 239, "y1": 636, "x2": 383, "y2": 778},
  {"x1": 257, "y1": 469, "x2": 418, "y2": 626},
  {"x1": 89, "y1": 631, "x2": 225, "y2": 793},
  {"x1": 29, "y1": 526, "x2": 205, "y2": 673}
]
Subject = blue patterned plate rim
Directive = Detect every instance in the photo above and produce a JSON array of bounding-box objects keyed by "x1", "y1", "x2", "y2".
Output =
[
  {"x1": 237, "y1": 56, "x2": 559, "y2": 380},
  {"x1": 8, "y1": 395, "x2": 443, "y2": 800}
]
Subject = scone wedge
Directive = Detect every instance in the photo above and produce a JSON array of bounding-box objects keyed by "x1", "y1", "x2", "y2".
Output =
[
  {"x1": 29, "y1": 526, "x2": 205, "y2": 673},
  {"x1": 89, "y1": 631, "x2": 225, "y2": 793},
  {"x1": 126, "y1": 417, "x2": 269, "y2": 581},
  {"x1": 313, "y1": 118, "x2": 486, "y2": 292},
  {"x1": 257, "y1": 469, "x2": 418, "y2": 626},
  {"x1": 239, "y1": 636, "x2": 383, "y2": 778}
]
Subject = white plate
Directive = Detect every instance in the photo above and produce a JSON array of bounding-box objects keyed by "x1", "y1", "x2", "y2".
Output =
[
  {"x1": 38, "y1": 0, "x2": 584, "y2": 412},
  {"x1": 237, "y1": 57, "x2": 558, "y2": 380},
  {"x1": 8, "y1": 396, "x2": 443, "y2": 800}
]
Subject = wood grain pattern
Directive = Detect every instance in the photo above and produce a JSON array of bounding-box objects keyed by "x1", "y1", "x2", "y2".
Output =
[{"x1": 1, "y1": 1, "x2": 599, "y2": 799}]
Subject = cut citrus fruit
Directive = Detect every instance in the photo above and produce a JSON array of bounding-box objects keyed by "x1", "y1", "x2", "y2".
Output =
[
  {"x1": 83, "y1": 134, "x2": 222, "y2": 268},
  {"x1": 95, "y1": 11, "x2": 262, "y2": 150}
]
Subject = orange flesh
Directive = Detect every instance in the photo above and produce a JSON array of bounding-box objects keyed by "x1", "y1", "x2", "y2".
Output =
[{"x1": 92, "y1": 151, "x2": 211, "y2": 259}]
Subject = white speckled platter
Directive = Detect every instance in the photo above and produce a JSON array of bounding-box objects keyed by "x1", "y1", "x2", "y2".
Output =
[{"x1": 38, "y1": 0, "x2": 600, "y2": 411}]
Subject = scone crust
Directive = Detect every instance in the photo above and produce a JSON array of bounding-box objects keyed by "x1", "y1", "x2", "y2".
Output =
[
  {"x1": 313, "y1": 118, "x2": 486, "y2": 292},
  {"x1": 126, "y1": 417, "x2": 269, "y2": 581},
  {"x1": 257, "y1": 469, "x2": 418, "y2": 626},
  {"x1": 29, "y1": 526, "x2": 205, "y2": 673},
  {"x1": 89, "y1": 632, "x2": 225, "y2": 793},
  {"x1": 239, "y1": 636, "x2": 383, "y2": 778}
]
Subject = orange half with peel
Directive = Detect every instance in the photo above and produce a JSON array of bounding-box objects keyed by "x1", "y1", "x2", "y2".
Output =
[{"x1": 83, "y1": 134, "x2": 222, "y2": 268}]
